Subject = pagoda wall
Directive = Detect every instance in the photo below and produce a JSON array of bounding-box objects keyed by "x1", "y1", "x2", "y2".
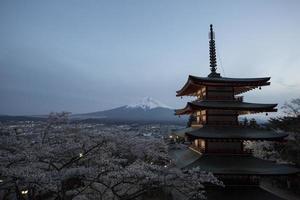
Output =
[
  {"x1": 206, "y1": 141, "x2": 242, "y2": 153},
  {"x1": 206, "y1": 86, "x2": 234, "y2": 100},
  {"x1": 206, "y1": 110, "x2": 238, "y2": 126}
]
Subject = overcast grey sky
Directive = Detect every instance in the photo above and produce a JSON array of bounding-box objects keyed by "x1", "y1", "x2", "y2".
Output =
[{"x1": 0, "y1": 0, "x2": 300, "y2": 115}]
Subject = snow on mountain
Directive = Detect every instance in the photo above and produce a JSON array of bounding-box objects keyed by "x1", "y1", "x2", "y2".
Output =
[
  {"x1": 71, "y1": 97, "x2": 185, "y2": 122},
  {"x1": 126, "y1": 97, "x2": 172, "y2": 110}
]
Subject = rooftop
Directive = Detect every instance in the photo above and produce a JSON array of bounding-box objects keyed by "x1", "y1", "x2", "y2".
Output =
[
  {"x1": 189, "y1": 75, "x2": 271, "y2": 83},
  {"x1": 205, "y1": 186, "x2": 285, "y2": 200},
  {"x1": 175, "y1": 100, "x2": 277, "y2": 115},
  {"x1": 176, "y1": 75, "x2": 271, "y2": 96},
  {"x1": 173, "y1": 126, "x2": 288, "y2": 141},
  {"x1": 184, "y1": 154, "x2": 300, "y2": 175}
]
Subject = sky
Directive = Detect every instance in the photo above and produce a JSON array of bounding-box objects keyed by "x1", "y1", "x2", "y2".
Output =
[{"x1": 0, "y1": 0, "x2": 300, "y2": 115}]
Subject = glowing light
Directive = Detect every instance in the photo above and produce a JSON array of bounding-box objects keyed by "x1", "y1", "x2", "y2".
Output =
[
  {"x1": 150, "y1": 162, "x2": 153, "y2": 165},
  {"x1": 79, "y1": 153, "x2": 83, "y2": 157},
  {"x1": 0, "y1": 179, "x2": 3, "y2": 183},
  {"x1": 169, "y1": 135, "x2": 173, "y2": 139},
  {"x1": 164, "y1": 165, "x2": 167, "y2": 168},
  {"x1": 21, "y1": 190, "x2": 28, "y2": 195}
]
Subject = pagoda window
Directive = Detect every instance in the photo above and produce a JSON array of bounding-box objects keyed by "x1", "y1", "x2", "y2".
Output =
[
  {"x1": 196, "y1": 110, "x2": 207, "y2": 124},
  {"x1": 196, "y1": 87, "x2": 206, "y2": 100},
  {"x1": 193, "y1": 139, "x2": 206, "y2": 152},
  {"x1": 196, "y1": 111, "x2": 201, "y2": 123},
  {"x1": 202, "y1": 115, "x2": 206, "y2": 123}
]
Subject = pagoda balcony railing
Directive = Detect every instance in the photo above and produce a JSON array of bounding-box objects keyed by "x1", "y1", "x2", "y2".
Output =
[
  {"x1": 192, "y1": 121, "x2": 238, "y2": 126},
  {"x1": 205, "y1": 149, "x2": 253, "y2": 155},
  {"x1": 206, "y1": 121, "x2": 238, "y2": 126},
  {"x1": 189, "y1": 145, "x2": 205, "y2": 154},
  {"x1": 191, "y1": 122, "x2": 204, "y2": 127},
  {"x1": 189, "y1": 145, "x2": 253, "y2": 155},
  {"x1": 193, "y1": 96, "x2": 244, "y2": 101}
]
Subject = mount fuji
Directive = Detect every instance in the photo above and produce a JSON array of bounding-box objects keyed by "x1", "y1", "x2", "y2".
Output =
[
  {"x1": 126, "y1": 97, "x2": 172, "y2": 110},
  {"x1": 73, "y1": 97, "x2": 185, "y2": 123}
]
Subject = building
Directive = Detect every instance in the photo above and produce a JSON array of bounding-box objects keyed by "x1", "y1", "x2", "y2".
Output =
[{"x1": 173, "y1": 25, "x2": 299, "y2": 199}]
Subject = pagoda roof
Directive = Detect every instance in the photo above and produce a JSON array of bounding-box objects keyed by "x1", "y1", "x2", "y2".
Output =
[
  {"x1": 175, "y1": 100, "x2": 277, "y2": 115},
  {"x1": 184, "y1": 154, "x2": 300, "y2": 175},
  {"x1": 190, "y1": 75, "x2": 271, "y2": 84},
  {"x1": 173, "y1": 127, "x2": 288, "y2": 141},
  {"x1": 176, "y1": 75, "x2": 271, "y2": 96},
  {"x1": 205, "y1": 186, "x2": 285, "y2": 200}
]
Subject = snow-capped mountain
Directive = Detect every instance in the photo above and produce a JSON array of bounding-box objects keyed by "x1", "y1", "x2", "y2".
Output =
[
  {"x1": 126, "y1": 97, "x2": 172, "y2": 110},
  {"x1": 73, "y1": 97, "x2": 184, "y2": 122}
]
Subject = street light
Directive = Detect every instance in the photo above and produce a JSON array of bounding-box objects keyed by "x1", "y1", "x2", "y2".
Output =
[{"x1": 21, "y1": 190, "x2": 28, "y2": 195}]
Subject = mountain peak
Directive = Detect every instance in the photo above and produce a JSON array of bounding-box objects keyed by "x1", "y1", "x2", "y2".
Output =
[{"x1": 126, "y1": 97, "x2": 172, "y2": 110}]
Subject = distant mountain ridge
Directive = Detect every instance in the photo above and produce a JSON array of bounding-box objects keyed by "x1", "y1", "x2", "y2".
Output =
[
  {"x1": 0, "y1": 96, "x2": 271, "y2": 124},
  {"x1": 73, "y1": 97, "x2": 184, "y2": 122}
]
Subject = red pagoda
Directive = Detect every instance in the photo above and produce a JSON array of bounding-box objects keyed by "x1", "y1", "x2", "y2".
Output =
[{"x1": 173, "y1": 25, "x2": 299, "y2": 199}]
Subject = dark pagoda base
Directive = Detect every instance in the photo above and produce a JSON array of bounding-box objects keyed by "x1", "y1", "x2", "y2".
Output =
[
  {"x1": 185, "y1": 154, "x2": 300, "y2": 175},
  {"x1": 205, "y1": 186, "x2": 285, "y2": 200}
]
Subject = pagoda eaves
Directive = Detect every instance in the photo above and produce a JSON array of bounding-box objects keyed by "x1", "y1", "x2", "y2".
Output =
[
  {"x1": 173, "y1": 126, "x2": 288, "y2": 141},
  {"x1": 176, "y1": 75, "x2": 271, "y2": 97},
  {"x1": 175, "y1": 100, "x2": 277, "y2": 115},
  {"x1": 185, "y1": 154, "x2": 300, "y2": 176}
]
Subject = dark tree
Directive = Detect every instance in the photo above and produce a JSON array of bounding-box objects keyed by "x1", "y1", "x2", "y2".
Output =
[
  {"x1": 242, "y1": 117, "x2": 249, "y2": 126},
  {"x1": 249, "y1": 118, "x2": 258, "y2": 128},
  {"x1": 187, "y1": 115, "x2": 197, "y2": 127}
]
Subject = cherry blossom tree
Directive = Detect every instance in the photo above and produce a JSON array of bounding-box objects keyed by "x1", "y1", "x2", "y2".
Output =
[
  {"x1": 244, "y1": 98, "x2": 300, "y2": 165},
  {"x1": 281, "y1": 98, "x2": 300, "y2": 117},
  {"x1": 0, "y1": 112, "x2": 221, "y2": 200}
]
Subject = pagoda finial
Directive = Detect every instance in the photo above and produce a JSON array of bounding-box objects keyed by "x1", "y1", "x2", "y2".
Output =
[{"x1": 208, "y1": 24, "x2": 220, "y2": 78}]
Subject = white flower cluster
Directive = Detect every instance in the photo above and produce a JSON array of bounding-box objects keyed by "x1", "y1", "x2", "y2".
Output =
[{"x1": 0, "y1": 112, "x2": 221, "y2": 199}]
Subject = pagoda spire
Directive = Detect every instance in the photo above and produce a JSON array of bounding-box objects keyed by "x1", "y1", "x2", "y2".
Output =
[{"x1": 208, "y1": 24, "x2": 220, "y2": 78}]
